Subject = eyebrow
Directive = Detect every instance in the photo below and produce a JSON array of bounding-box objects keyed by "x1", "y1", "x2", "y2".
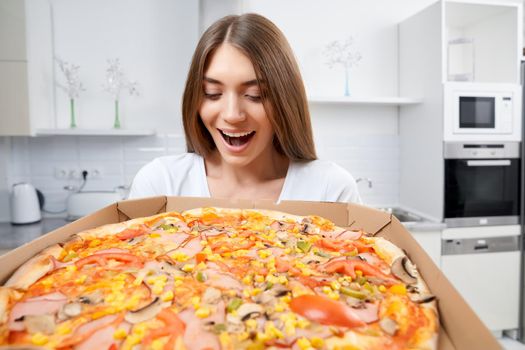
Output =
[{"x1": 203, "y1": 76, "x2": 260, "y2": 87}]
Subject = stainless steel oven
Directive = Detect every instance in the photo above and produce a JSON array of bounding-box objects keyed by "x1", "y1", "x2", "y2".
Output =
[{"x1": 444, "y1": 142, "x2": 520, "y2": 227}]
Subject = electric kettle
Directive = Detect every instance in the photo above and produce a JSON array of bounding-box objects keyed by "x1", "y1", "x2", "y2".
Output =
[{"x1": 10, "y1": 183, "x2": 43, "y2": 224}]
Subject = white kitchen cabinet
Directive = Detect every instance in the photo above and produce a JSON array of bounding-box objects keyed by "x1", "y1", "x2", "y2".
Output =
[
  {"x1": 0, "y1": 0, "x2": 26, "y2": 61},
  {"x1": 409, "y1": 230, "x2": 441, "y2": 268},
  {"x1": 0, "y1": 0, "x2": 54, "y2": 136}
]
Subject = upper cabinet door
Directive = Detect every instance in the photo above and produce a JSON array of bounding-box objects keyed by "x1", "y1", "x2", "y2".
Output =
[{"x1": 0, "y1": 0, "x2": 27, "y2": 61}]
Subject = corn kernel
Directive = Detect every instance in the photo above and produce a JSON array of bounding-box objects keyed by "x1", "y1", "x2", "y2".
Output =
[
  {"x1": 389, "y1": 284, "x2": 407, "y2": 295},
  {"x1": 56, "y1": 323, "x2": 72, "y2": 335},
  {"x1": 196, "y1": 262, "x2": 207, "y2": 270},
  {"x1": 89, "y1": 239, "x2": 101, "y2": 247},
  {"x1": 171, "y1": 252, "x2": 190, "y2": 262},
  {"x1": 200, "y1": 240, "x2": 208, "y2": 246},
  {"x1": 191, "y1": 296, "x2": 200, "y2": 309},
  {"x1": 355, "y1": 270, "x2": 363, "y2": 278},
  {"x1": 161, "y1": 290, "x2": 174, "y2": 302},
  {"x1": 254, "y1": 274, "x2": 265, "y2": 283},
  {"x1": 149, "y1": 233, "x2": 161, "y2": 238},
  {"x1": 75, "y1": 275, "x2": 87, "y2": 284},
  {"x1": 152, "y1": 285, "x2": 164, "y2": 295},
  {"x1": 297, "y1": 318, "x2": 310, "y2": 329},
  {"x1": 283, "y1": 248, "x2": 291, "y2": 254},
  {"x1": 151, "y1": 339, "x2": 164, "y2": 350},
  {"x1": 66, "y1": 265, "x2": 77, "y2": 272},
  {"x1": 113, "y1": 328, "x2": 128, "y2": 340},
  {"x1": 243, "y1": 289, "x2": 251, "y2": 298},
  {"x1": 238, "y1": 332, "x2": 250, "y2": 341},
  {"x1": 258, "y1": 250, "x2": 271, "y2": 259},
  {"x1": 322, "y1": 286, "x2": 331, "y2": 294},
  {"x1": 330, "y1": 281, "x2": 341, "y2": 290},
  {"x1": 242, "y1": 275, "x2": 253, "y2": 285},
  {"x1": 379, "y1": 285, "x2": 387, "y2": 292},
  {"x1": 174, "y1": 279, "x2": 183, "y2": 287},
  {"x1": 31, "y1": 332, "x2": 48, "y2": 345},
  {"x1": 277, "y1": 275, "x2": 288, "y2": 285},
  {"x1": 251, "y1": 288, "x2": 262, "y2": 296},
  {"x1": 281, "y1": 295, "x2": 292, "y2": 303},
  {"x1": 182, "y1": 264, "x2": 195, "y2": 272},
  {"x1": 328, "y1": 291, "x2": 340, "y2": 300},
  {"x1": 245, "y1": 319, "x2": 257, "y2": 330},
  {"x1": 311, "y1": 337, "x2": 324, "y2": 348},
  {"x1": 297, "y1": 337, "x2": 312, "y2": 350},
  {"x1": 195, "y1": 307, "x2": 211, "y2": 318},
  {"x1": 219, "y1": 332, "x2": 232, "y2": 348}
]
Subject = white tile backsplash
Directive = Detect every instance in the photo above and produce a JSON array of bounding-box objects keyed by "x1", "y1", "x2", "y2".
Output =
[{"x1": 3, "y1": 132, "x2": 400, "y2": 219}]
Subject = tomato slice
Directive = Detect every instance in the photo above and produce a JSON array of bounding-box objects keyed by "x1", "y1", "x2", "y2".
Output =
[
  {"x1": 323, "y1": 259, "x2": 398, "y2": 285},
  {"x1": 290, "y1": 294, "x2": 365, "y2": 328},
  {"x1": 116, "y1": 227, "x2": 147, "y2": 240}
]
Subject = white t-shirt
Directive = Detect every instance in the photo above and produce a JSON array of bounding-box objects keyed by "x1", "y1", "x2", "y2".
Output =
[{"x1": 128, "y1": 153, "x2": 362, "y2": 204}]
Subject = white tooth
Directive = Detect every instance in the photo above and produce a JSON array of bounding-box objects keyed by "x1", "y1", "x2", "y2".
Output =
[{"x1": 222, "y1": 131, "x2": 253, "y2": 137}]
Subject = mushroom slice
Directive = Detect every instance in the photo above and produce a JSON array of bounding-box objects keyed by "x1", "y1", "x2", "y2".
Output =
[
  {"x1": 391, "y1": 256, "x2": 417, "y2": 285},
  {"x1": 124, "y1": 297, "x2": 162, "y2": 324},
  {"x1": 24, "y1": 315, "x2": 56, "y2": 334},
  {"x1": 57, "y1": 302, "x2": 83, "y2": 320},
  {"x1": 202, "y1": 287, "x2": 222, "y2": 305},
  {"x1": 409, "y1": 294, "x2": 436, "y2": 304},
  {"x1": 237, "y1": 303, "x2": 263, "y2": 321},
  {"x1": 77, "y1": 290, "x2": 104, "y2": 305},
  {"x1": 379, "y1": 317, "x2": 398, "y2": 336}
]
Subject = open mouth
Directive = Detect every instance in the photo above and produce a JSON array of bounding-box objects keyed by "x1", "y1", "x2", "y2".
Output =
[{"x1": 219, "y1": 130, "x2": 256, "y2": 147}]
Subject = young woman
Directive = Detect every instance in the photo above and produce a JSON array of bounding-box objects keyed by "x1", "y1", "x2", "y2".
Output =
[{"x1": 129, "y1": 13, "x2": 361, "y2": 203}]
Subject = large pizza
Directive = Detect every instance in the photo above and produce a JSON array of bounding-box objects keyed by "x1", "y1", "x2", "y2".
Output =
[{"x1": 0, "y1": 207, "x2": 438, "y2": 349}]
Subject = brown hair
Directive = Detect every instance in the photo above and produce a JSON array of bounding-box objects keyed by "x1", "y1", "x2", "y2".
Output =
[{"x1": 182, "y1": 13, "x2": 317, "y2": 161}]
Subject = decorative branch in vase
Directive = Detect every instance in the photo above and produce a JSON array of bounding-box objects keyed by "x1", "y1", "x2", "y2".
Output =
[
  {"x1": 323, "y1": 37, "x2": 362, "y2": 97},
  {"x1": 55, "y1": 58, "x2": 85, "y2": 128},
  {"x1": 102, "y1": 59, "x2": 139, "y2": 129}
]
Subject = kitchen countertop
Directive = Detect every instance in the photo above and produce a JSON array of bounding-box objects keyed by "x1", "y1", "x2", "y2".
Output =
[{"x1": 0, "y1": 218, "x2": 69, "y2": 251}]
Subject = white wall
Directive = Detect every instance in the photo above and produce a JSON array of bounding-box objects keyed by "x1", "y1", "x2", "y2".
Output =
[{"x1": 50, "y1": 0, "x2": 198, "y2": 132}]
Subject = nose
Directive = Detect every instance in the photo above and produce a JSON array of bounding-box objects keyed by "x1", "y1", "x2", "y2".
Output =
[{"x1": 222, "y1": 93, "x2": 246, "y2": 123}]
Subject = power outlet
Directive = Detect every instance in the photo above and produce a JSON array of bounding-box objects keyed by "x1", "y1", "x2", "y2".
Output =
[{"x1": 54, "y1": 167, "x2": 103, "y2": 180}]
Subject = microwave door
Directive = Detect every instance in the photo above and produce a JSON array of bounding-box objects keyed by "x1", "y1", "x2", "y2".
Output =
[{"x1": 459, "y1": 96, "x2": 495, "y2": 129}]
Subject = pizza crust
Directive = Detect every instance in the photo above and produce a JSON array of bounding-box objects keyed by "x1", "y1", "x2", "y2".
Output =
[{"x1": 5, "y1": 244, "x2": 64, "y2": 291}]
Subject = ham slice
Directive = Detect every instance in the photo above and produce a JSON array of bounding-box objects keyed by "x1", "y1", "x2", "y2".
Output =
[
  {"x1": 350, "y1": 302, "x2": 379, "y2": 323},
  {"x1": 177, "y1": 238, "x2": 203, "y2": 259},
  {"x1": 8, "y1": 292, "x2": 67, "y2": 331},
  {"x1": 93, "y1": 248, "x2": 130, "y2": 255},
  {"x1": 75, "y1": 320, "x2": 131, "y2": 350},
  {"x1": 179, "y1": 308, "x2": 220, "y2": 350},
  {"x1": 322, "y1": 228, "x2": 362, "y2": 241},
  {"x1": 202, "y1": 269, "x2": 243, "y2": 291}
]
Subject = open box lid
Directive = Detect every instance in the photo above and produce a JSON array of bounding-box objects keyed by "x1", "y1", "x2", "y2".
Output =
[{"x1": 0, "y1": 196, "x2": 500, "y2": 349}]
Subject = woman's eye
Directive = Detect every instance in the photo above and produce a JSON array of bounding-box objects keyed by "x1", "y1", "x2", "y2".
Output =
[
  {"x1": 246, "y1": 94, "x2": 262, "y2": 102},
  {"x1": 204, "y1": 93, "x2": 221, "y2": 100}
]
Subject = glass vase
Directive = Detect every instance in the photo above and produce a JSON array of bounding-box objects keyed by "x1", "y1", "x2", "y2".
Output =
[
  {"x1": 113, "y1": 100, "x2": 121, "y2": 129},
  {"x1": 344, "y1": 67, "x2": 350, "y2": 97},
  {"x1": 69, "y1": 98, "x2": 77, "y2": 128}
]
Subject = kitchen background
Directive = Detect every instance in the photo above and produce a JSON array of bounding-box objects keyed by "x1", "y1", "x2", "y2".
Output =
[
  {"x1": 1, "y1": 0, "x2": 525, "y2": 348},
  {"x1": 0, "y1": 0, "x2": 440, "y2": 220}
]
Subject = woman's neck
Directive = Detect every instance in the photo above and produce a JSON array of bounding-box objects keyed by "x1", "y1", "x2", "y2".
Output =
[
  {"x1": 205, "y1": 148, "x2": 288, "y2": 184},
  {"x1": 204, "y1": 147, "x2": 289, "y2": 200}
]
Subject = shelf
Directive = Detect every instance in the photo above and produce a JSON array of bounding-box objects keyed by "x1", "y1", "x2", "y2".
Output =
[
  {"x1": 308, "y1": 96, "x2": 423, "y2": 106},
  {"x1": 35, "y1": 128, "x2": 156, "y2": 136}
]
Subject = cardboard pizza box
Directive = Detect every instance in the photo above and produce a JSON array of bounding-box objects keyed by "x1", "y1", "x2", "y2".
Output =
[{"x1": 0, "y1": 196, "x2": 501, "y2": 350}]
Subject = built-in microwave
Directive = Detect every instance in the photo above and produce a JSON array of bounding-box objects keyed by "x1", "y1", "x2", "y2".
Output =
[{"x1": 444, "y1": 83, "x2": 521, "y2": 142}]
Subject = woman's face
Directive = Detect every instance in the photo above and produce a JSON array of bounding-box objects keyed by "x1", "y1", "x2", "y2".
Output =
[{"x1": 199, "y1": 43, "x2": 275, "y2": 167}]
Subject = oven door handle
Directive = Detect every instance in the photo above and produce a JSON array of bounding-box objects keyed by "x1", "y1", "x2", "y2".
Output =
[{"x1": 466, "y1": 160, "x2": 511, "y2": 167}]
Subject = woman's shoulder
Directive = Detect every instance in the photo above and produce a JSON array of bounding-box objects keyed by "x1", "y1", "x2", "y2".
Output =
[
  {"x1": 291, "y1": 159, "x2": 353, "y2": 178},
  {"x1": 288, "y1": 159, "x2": 361, "y2": 203},
  {"x1": 147, "y1": 152, "x2": 202, "y2": 170}
]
